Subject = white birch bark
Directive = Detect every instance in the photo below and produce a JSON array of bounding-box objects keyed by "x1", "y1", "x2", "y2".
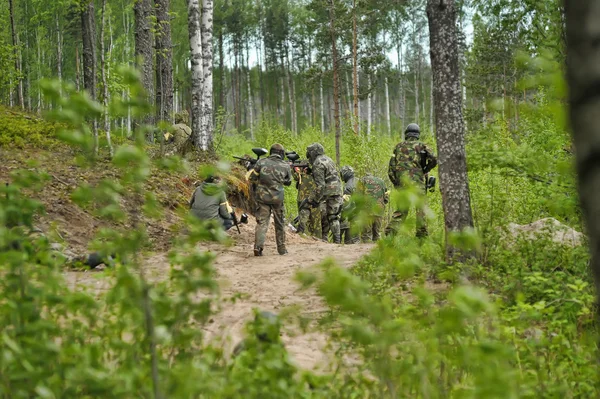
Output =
[
  {"x1": 385, "y1": 75, "x2": 391, "y2": 135},
  {"x1": 188, "y1": 0, "x2": 206, "y2": 150},
  {"x1": 246, "y1": 41, "x2": 254, "y2": 140},
  {"x1": 201, "y1": 0, "x2": 214, "y2": 147},
  {"x1": 367, "y1": 74, "x2": 372, "y2": 135},
  {"x1": 100, "y1": 0, "x2": 113, "y2": 156},
  {"x1": 320, "y1": 77, "x2": 325, "y2": 132}
]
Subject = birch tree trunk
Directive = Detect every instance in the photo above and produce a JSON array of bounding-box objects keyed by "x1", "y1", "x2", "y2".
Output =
[
  {"x1": 201, "y1": 0, "x2": 214, "y2": 146},
  {"x1": 427, "y1": 0, "x2": 474, "y2": 262},
  {"x1": 8, "y1": 0, "x2": 24, "y2": 108},
  {"x1": 187, "y1": 0, "x2": 207, "y2": 150},
  {"x1": 246, "y1": 41, "x2": 254, "y2": 140},
  {"x1": 352, "y1": 0, "x2": 359, "y2": 135},
  {"x1": 82, "y1": 0, "x2": 99, "y2": 154},
  {"x1": 100, "y1": 0, "x2": 113, "y2": 156},
  {"x1": 564, "y1": 0, "x2": 600, "y2": 322},
  {"x1": 367, "y1": 73, "x2": 372, "y2": 135},
  {"x1": 155, "y1": 0, "x2": 174, "y2": 124},
  {"x1": 134, "y1": 0, "x2": 154, "y2": 125},
  {"x1": 320, "y1": 77, "x2": 325, "y2": 132},
  {"x1": 328, "y1": 0, "x2": 341, "y2": 166},
  {"x1": 285, "y1": 49, "x2": 297, "y2": 134},
  {"x1": 76, "y1": 45, "x2": 81, "y2": 92},
  {"x1": 56, "y1": 15, "x2": 63, "y2": 89},
  {"x1": 385, "y1": 75, "x2": 391, "y2": 135}
]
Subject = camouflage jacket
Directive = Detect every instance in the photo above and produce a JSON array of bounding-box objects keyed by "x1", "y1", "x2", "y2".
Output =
[
  {"x1": 293, "y1": 167, "x2": 316, "y2": 202},
  {"x1": 311, "y1": 154, "x2": 342, "y2": 201},
  {"x1": 250, "y1": 154, "x2": 292, "y2": 205},
  {"x1": 358, "y1": 174, "x2": 388, "y2": 207},
  {"x1": 388, "y1": 139, "x2": 437, "y2": 187}
]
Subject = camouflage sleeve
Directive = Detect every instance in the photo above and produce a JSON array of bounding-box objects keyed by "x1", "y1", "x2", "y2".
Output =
[
  {"x1": 284, "y1": 165, "x2": 292, "y2": 187},
  {"x1": 388, "y1": 155, "x2": 398, "y2": 186},
  {"x1": 423, "y1": 146, "x2": 438, "y2": 174},
  {"x1": 249, "y1": 161, "x2": 262, "y2": 183},
  {"x1": 312, "y1": 163, "x2": 325, "y2": 202}
]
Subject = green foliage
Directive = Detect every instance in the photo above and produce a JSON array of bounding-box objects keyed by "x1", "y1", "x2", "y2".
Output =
[{"x1": 0, "y1": 106, "x2": 61, "y2": 148}]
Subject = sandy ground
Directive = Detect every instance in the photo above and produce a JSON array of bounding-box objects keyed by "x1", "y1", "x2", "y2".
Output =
[{"x1": 65, "y1": 218, "x2": 374, "y2": 372}]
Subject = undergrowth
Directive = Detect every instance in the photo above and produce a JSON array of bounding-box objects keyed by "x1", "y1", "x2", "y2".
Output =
[{"x1": 0, "y1": 67, "x2": 597, "y2": 397}]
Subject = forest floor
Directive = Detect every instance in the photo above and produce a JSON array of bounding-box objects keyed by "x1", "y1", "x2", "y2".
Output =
[{"x1": 1, "y1": 145, "x2": 375, "y2": 372}]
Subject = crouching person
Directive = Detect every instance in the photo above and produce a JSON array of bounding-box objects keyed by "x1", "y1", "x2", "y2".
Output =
[{"x1": 189, "y1": 175, "x2": 234, "y2": 230}]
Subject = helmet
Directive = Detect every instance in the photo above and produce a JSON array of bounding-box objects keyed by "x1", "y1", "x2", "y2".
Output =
[
  {"x1": 306, "y1": 143, "x2": 325, "y2": 164},
  {"x1": 270, "y1": 143, "x2": 285, "y2": 158},
  {"x1": 340, "y1": 165, "x2": 354, "y2": 182},
  {"x1": 405, "y1": 123, "x2": 420, "y2": 139},
  {"x1": 174, "y1": 110, "x2": 189, "y2": 124}
]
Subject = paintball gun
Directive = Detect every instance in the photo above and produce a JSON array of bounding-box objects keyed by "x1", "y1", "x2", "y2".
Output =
[
  {"x1": 425, "y1": 175, "x2": 436, "y2": 193},
  {"x1": 285, "y1": 151, "x2": 311, "y2": 171},
  {"x1": 230, "y1": 211, "x2": 249, "y2": 234},
  {"x1": 233, "y1": 147, "x2": 268, "y2": 171}
]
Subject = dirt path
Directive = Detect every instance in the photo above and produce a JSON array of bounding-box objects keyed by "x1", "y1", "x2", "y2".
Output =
[{"x1": 65, "y1": 221, "x2": 374, "y2": 372}]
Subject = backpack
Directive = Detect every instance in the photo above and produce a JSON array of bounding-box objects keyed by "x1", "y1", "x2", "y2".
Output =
[{"x1": 389, "y1": 141, "x2": 425, "y2": 186}]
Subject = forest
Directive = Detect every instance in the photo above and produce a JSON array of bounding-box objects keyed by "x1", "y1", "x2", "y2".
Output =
[{"x1": 1, "y1": 0, "x2": 600, "y2": 397}]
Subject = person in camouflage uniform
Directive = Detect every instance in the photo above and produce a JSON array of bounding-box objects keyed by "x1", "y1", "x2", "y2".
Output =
[
  {"x1": 292, "y1": 165, "x2": 321, "y2": 237},
  {"x1": 164, "y1": 111, "x2": 192, "y2": 156},
  {"x1": 250, "y1": 143, "x2": 292, "y2": 256},
  {"x1": 357, "y1": 174, "x2": 389, "y2": 242},
  {"x1": 386, "y1": 123, "x2": 437, "y2": 237},
  {"x1": 189, "y1": 175, "x2": 234, "y2": 230},
  {"x1": 339, "y1": 166, "x2": 359, "y2": 244},
  {"x1": 306, "y1": 143, "x2": 343, "y2": 244}
]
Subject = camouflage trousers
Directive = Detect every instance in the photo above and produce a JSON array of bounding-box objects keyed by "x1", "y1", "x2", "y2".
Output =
[
  {"x1": 255, "y1": 201, "x2": 286, "y2": 253},
  {"x1": 298, "y1": 203, "x2": 321, "y2": 238},
  {"x1": 320, "y1": 195, "x2": 343, "y2": 244},
  {"x1": 385, "y1": 206, "x2": 427, "y2": 238},
  {"x1": 361, "y1": 216, "x2": 384, "y2": 242}
]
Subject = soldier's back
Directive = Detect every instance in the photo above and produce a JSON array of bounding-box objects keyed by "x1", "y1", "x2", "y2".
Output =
[{"x1": 254, "y1": 155, "x2": 291, "y2": 205}]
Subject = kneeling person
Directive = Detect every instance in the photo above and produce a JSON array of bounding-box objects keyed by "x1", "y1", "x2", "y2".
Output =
[{"x1": 189, "y1": 175, "x2": 234, "y2": 230}]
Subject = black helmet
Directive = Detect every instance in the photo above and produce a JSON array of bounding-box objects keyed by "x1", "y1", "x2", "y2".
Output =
[
  {"x1": 270, "y1": 143, "x2": 285, "y2": 158},
  {"x1": 306, "y1": 143, "x2": 325, "y2": 164},
  {"x1": 405, "y1": 123, "x2": 420, "y2": 139},
  {"x1": 340, "y1": 165, "x2": 354, "y2": 182}
]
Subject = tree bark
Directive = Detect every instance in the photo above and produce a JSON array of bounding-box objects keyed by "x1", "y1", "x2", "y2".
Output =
[
  {"x1": 201, "y1": 0, "x2": 214, "y2": 146},
  {"x1": 246, "y1": 41, "x2": 254, "y2": 140},
  {"x1": 8, "y1": 0, "x2": 24, "y2": 108},
  {"x1": 328, "y1": 0, "x2": 341, "y2": 166},
  {"x1": 187, "y1": 0, "x2": 207, "y2": 150},
  {"x1": 320, "y1": 77, "x2": 325, "y2": 132},
  {"x1": 76, "y1": 45, "x2": 81, "y2": 92},
  {"x1": 564, "y1": 0, "x2": 600, "y2": 327},
  {"x1": 427, "y1": 0, "x2": 474, "y2": 262},
  {"x1": 81, "y1": 0, "x2": 99, "y2": 153},
  {"x1": 155, "y1": 0, "x2": 174, "y2": 124},
  {"x1": 285, "y1": 49, "x2": 297, "y2": 134},
  {"x1": 218, "y1": 29, "x2": 225, "y2": 111},
  {"x1": 100, "y1": 0, "x2": 113, "y2": 156},
  {"x1": 385, "y1": 75, "x2": 391, "y2": 135},
  {"x1": 367, "y1": 73, "x2": 372, "y2": 135},
  {"x1": 134, "y1": 0, "x2": 154, "y2": 125},
  {"x1": 352, "y1": 0, "x2": 359, "y2": 135},
  {"x1": 56, "y1": 15, "x2": 63, "y2": 88}
]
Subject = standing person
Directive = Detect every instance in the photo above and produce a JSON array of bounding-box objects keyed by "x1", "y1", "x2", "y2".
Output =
[
  {"x1": 189, "y1": 175, "x2": 234, "y2": 230},
  {"x1": 357, "y1": 174, "x2": 389, "y2": 242},
  {"x1": 250, "y1": 143, "x2": 292, "y2": 256},
  {"x1": 306, "y1": 143, "x2": 343, "y2": 244},
  {"x1": 386, "y1": 123, "x2": 437, "y2": 237},
  {"x1": 293, "y1": 164, "x2": 321, "y2": 237},
  {"x1": 339, "y1": 166, "x2": 359, "y2": 244}
]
